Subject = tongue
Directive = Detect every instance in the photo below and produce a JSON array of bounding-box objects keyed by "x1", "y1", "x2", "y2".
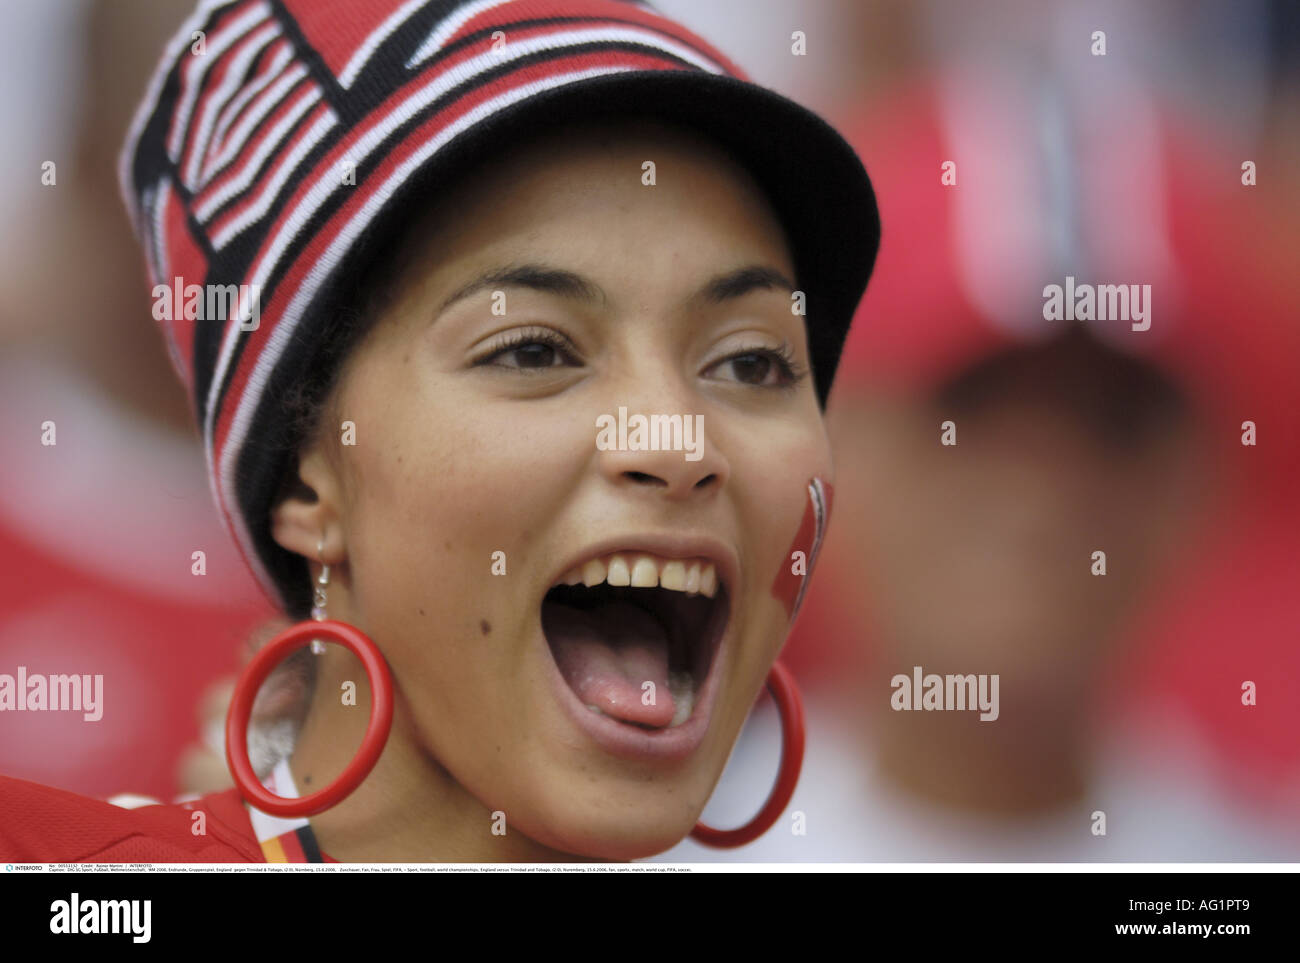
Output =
[{"x1": 544, "y1": 599, "x2": 676, "y2": 727}]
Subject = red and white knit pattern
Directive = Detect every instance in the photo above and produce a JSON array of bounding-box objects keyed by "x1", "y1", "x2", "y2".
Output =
[{"x1": 120, "y1": 0, "x2": 749, "y2": 609}]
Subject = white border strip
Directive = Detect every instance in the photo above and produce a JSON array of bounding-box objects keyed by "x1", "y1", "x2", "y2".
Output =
[
  {"x1": 210, "y1": 109, "x2": 340, "y2": 249},
  {"x1": 196, "y1": 86, "x2": 324, "y2": 221},
  {"x1": 405, "y1": 0, "x2": 518, "y2": 72},
  {"x1": 167, "y1": 1, "x2": 273, "y2": 161},
  {"x1": 205, "y1": 39, "x2": 297, "y2": 180},
  {"x1": 337, "y1": 0, "x2": 430, "y2": 89},
  {"x1": 183, "y1": 20, "x2": 283, "y2": 190}
]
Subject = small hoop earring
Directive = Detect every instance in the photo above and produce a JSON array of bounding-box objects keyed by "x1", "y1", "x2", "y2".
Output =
[
  {"x1": 225, "y1": 543, "x2": 393, "y2": 819},
  {"x1": 689, "y1": 660, "x2": 805, "y2": 848}
]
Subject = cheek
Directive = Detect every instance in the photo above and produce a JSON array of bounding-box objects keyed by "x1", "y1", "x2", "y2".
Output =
[
  {"x1": 340, "y1": 391, "x2": 587, "y2": 664},
  {"x1": 349, "y1": 402, "x2": 564, "y2": 564},
  {"x1": 337, "y1": 392, "x2": 593, "y2": 778}
]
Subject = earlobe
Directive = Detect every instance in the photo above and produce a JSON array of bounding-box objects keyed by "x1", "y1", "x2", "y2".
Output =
[{"x1": 270, "y1": 445, "x2": 345, "y2": 564}]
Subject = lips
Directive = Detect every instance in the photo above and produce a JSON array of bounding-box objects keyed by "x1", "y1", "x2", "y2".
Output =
[{"x1": 539, "y1": 541, "x2": 733, "y2": 759}]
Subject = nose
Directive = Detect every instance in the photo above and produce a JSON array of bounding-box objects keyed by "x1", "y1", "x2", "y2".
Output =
[{"x1": 595, "y1": 406, "x2": 730, "y2": 501}]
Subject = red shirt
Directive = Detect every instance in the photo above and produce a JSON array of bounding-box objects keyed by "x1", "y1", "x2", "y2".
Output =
[{"x1": 0, "y1": 772, "x2": 335, "y2": 862}]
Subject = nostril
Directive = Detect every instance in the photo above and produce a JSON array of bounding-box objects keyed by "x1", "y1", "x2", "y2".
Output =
[
  {"x1": 693, "y1": 474, "x2": 718, "y2": 490},
  {"x1": 623, "y1": 471, "x2": 667, "y2": 486}
]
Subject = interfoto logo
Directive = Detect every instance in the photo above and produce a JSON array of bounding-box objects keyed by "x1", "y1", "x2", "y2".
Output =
[
  {"x1": 50, "y1": 894, "x2": 151, "y2": 943},
  {"x1": 595, "y1": 407, "x2": 704, "y2": 462},
  {"x1": 151, "y1": 276, "x2": 261, "y2": 330},
  {"x1": 0, "y1": 667, "x2": 103, "y2": 721}
]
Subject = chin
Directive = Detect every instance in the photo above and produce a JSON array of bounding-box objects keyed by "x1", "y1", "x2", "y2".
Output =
[
  {"x1": 499, "y1": 766, "x2": 711, "y2": 861},
  {"x1": 532, "y1": 805, "x2": 698, "y2": 862}
]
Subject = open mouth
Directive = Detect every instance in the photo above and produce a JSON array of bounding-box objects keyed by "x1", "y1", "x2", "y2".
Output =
[{"x1": 541, "y1": 555, "x2": 729, "y2": 732}]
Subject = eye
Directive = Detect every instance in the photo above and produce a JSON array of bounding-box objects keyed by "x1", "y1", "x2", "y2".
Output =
[
  {"x1": 705, "y1": 343, "x2": 807, "y2": 388},
  {"x1": 473, "y1": 328, "x2": 580, "y2": 371}
]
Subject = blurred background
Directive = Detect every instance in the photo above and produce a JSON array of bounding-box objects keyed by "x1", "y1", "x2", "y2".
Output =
[{"x1": 1, "y1": 0, "x2": 1296, "y2": 860}]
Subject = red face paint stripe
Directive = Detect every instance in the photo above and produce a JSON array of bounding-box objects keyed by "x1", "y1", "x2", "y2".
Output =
[{"x1": 770, "y1": 478, "x2": 833, "y2": 621}]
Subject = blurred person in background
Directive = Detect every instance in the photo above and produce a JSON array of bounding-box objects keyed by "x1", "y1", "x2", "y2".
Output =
[
  {"x1": 665, "y1": 0, "x2": 1299, "y2": 861},
  {"x1": 0, "y1": 0, "x2": 273, "y2": 802}
]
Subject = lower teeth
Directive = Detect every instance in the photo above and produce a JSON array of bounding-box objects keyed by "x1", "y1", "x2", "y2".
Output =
[{"x1": 667, "y1": 671, "x2": 694, "y2": 727}]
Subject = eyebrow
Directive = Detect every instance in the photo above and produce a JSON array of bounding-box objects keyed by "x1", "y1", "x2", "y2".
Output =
[
  {"x1": 692, "y1": 264, "x2": 798, "y2": 305},
  {"x1": 434, "y1": 262, "x2": 797, "y2": 317}
]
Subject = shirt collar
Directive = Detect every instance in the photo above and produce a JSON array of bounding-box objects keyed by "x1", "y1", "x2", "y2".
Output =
[{"x1": 245, "y1": 757, "x2": 333, "y2": 862}]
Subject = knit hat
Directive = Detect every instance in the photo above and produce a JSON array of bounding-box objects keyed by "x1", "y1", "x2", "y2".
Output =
[{"x1": 120, "y1": 0, "x2": 881, "y2": 617}]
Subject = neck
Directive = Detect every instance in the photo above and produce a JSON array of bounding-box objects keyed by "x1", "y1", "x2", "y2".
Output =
[
  {"x1": 868, "y1": 673, "x2": 1092, "y2": 817},
  {"x1": 285, "y1": 655, "x2": 582, "y2": 862}
]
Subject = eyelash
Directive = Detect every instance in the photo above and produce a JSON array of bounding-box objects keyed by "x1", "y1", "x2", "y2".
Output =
[
  {"x1": 472, "y1": 328, "x2": 578, "y2": 372},
  {"x1": 720, "y1": 341, "x2": 808, "y2": 389},
  {"x1": 472, "y1": 328, "x2": 808, "y2": 388}
]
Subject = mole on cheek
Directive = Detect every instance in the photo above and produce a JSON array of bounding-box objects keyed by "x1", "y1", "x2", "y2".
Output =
[{"x1": 480, "y1": 619, "x2": 492, "y2": 636}]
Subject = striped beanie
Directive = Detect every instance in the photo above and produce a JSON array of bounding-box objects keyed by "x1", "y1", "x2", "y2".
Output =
[{"x1": 119, "y1": 0, "x2": 881, "y2": 617}]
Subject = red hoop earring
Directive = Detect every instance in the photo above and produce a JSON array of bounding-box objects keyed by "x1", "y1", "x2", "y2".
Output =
[
  {"x1": 690, "y1": 660, "x2": 805, "y2": 848},
  {"x1": 225, "y1": 619, "x2": 394, "y2": 818}
]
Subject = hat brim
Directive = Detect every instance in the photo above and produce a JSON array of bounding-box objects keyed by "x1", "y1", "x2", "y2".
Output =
[{"x1": 457, "y1": 71, "x2": 876, "y2": 399}]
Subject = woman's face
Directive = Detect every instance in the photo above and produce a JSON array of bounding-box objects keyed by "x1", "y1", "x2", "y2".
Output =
[{"x1": 285, "y1": 118, "x2": 833, "y2": 859}]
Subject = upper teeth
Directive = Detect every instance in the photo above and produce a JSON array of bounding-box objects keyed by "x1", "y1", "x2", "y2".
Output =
[{"x1": 559, "y1": 554, "x2": 719, "y2": 597}]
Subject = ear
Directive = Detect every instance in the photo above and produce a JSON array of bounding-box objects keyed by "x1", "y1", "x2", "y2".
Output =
[{"x1": 270, "y1": 439, "x2": 347, "y2": 565}]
